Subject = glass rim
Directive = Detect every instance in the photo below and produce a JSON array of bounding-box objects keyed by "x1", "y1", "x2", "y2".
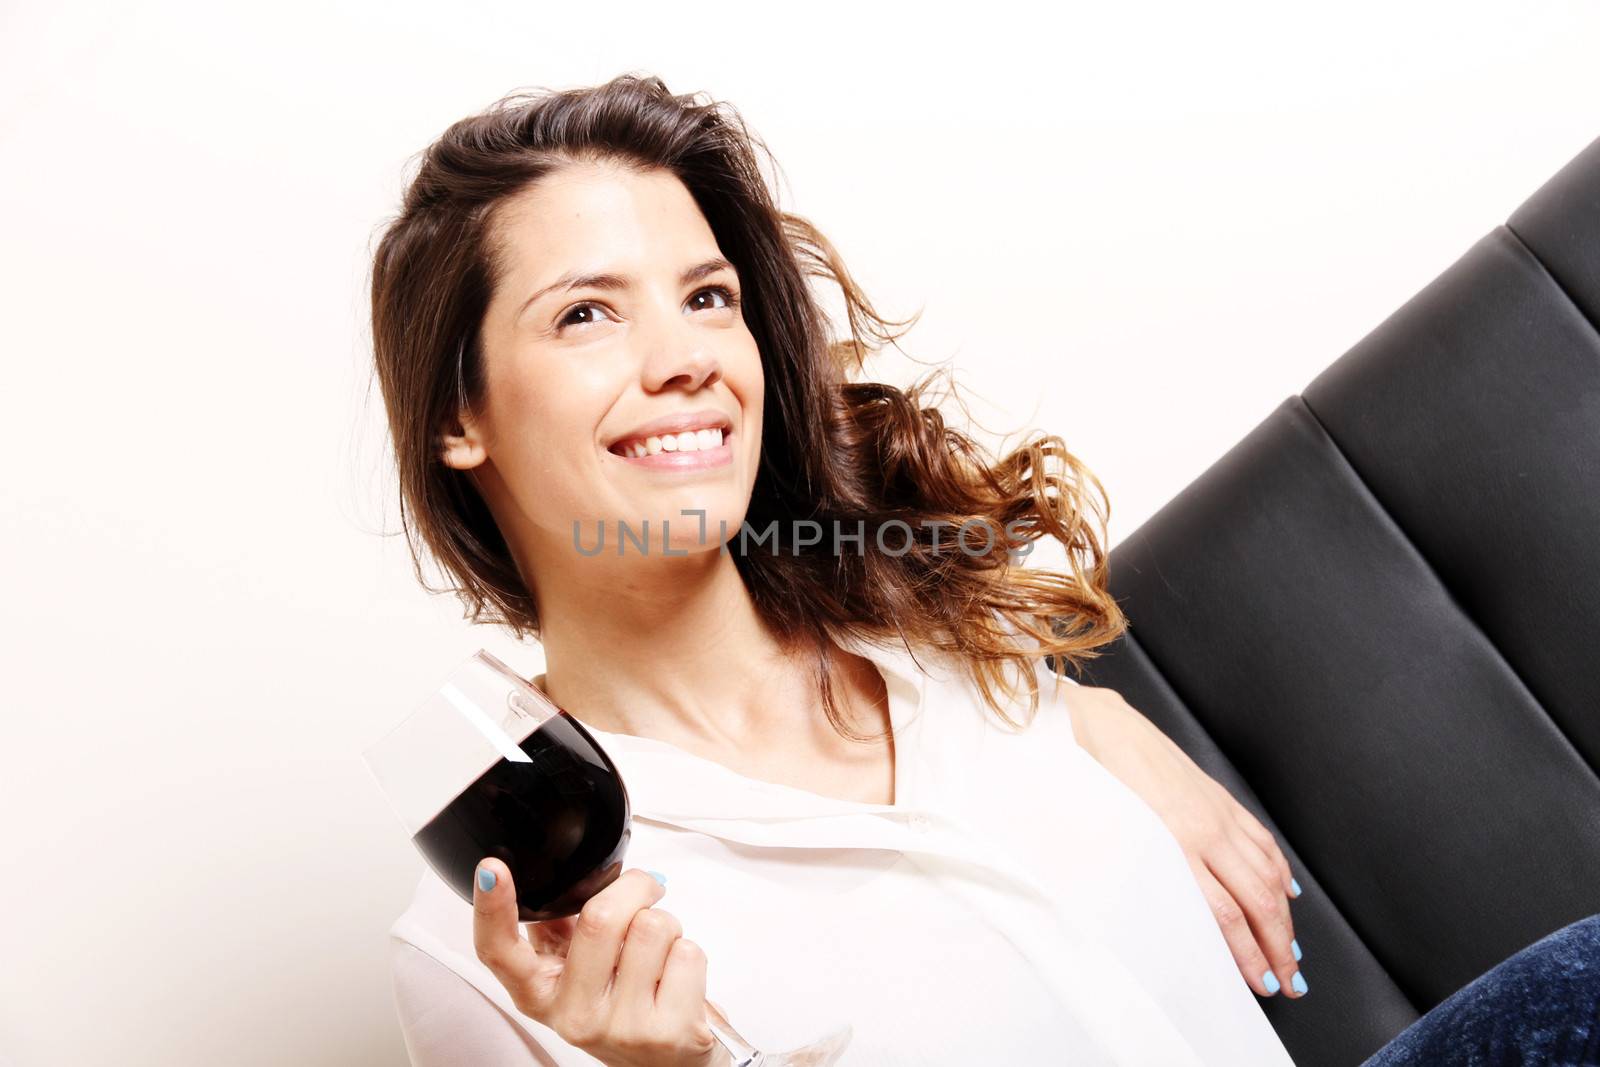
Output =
[{"x1": 360, "y1": 647, "x2": 560, "y2": 764}]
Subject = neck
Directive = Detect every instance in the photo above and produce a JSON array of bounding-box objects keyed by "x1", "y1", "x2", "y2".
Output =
[{"x1": 529, "y1": 545, "x2": 820, "y2": 751}]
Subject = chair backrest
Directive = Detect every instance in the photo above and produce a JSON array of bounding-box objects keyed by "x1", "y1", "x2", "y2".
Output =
[{"x1": 1055, "y1": 135, "x2": 1600, "y2": 1067}]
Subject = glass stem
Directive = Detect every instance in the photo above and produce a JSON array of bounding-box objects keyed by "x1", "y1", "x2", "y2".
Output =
[{"x1": 706, "y1": 1006, "x2": 763, "y2": 1066}]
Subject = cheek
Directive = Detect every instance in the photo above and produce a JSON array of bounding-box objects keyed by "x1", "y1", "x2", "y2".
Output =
[
  {"x1": 490, "y1": 373, "x2": 606, "y2": 497},
  {"x1": 496, "y1": 355, "x2": 609, "y2": 443},
  {"x1": 734, "y1": 338, "x2": 765, "y2": 430}
]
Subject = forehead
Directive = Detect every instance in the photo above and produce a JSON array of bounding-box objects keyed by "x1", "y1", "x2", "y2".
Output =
[{"x1": 489, "y1": 161, "x2": 718, "y2": 277}]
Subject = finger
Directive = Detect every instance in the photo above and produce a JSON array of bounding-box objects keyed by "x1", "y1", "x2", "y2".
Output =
[
  {"x1": 558, "y1": 869, "x2": 668, "y2": 1011},
  {"x1": 1202, "y1": 844, "x2": 1303, "y2": 998},
  {"x1": 1227, "y1": 814, "x2": 1298, "y2": 917},
  {"x1": 1192, "y1": 777, "x2": 1290, "y2": 916},
  {"x1": 1229, "y1": 800, "x2": 1300, "y2": 901},
  {"x1": 1221, "y1": 811, "x2": 1306, "y2": 972},
  {"x1": 473, "y1": 859, "x2": 565, "y2": 1015},
  {"x1": 612, "y1": 907, "x2": 684, "y2": 1018},
  {"x1": 655, "y1": 936, "x2": 711, "y2": 1025},
  {"x1": 1218, "y1": 822, "x2": 1302, "y2": 974},
  {"x1": 1185, "y1": 852, "x2": 1300, "y2": 999},
  {"x1": 1221, "y1": 820, "x2": 1286, "y2": 913}
]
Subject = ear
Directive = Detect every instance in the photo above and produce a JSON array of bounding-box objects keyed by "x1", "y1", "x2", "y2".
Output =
[{"x1": 438, "y1": 404, "x2": 489, "y2": 471}]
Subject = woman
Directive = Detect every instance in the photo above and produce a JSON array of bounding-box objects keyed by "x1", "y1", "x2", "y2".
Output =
[{"x1": 369, "y1": 74, "x2": 1600, "y2": 1066}]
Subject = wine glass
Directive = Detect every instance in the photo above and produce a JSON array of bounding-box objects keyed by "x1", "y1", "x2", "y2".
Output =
[{"x1": 363, "y1": 649, "x2": 854, "y2": 1067}]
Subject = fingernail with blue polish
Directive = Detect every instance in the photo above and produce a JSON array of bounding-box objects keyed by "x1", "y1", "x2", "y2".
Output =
[
  {"x1": 1290, "y1": 877, "x2": 1303, "y2": 897},
  {"x1": 645, "y1": 869, "x2": 667, "y2": 886},
  {"x1": 1292, "y1": 939, "x2": 1302, "y2": 962},
  {"x1": 1262, "y1": 970, "x2": 1280, "y2": 995},
  {"x1": 1291, "y1": 971, "x2": 1308, "y2": 995},
  {"x1": 477, "y1": 866, "x2": 496, "y2": 892}
]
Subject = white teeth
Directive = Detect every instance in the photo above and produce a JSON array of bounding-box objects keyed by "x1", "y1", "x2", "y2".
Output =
[{"x1": 617, "y1": 427, "x2": 725, "y2": 457}]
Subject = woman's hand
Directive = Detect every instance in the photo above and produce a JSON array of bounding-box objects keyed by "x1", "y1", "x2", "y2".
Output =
[
  {"x1": 1066, "y1": 685, "x2": 1308, "y2": 999},
  {"x1": 473, "y1": 860, "x2": 729, "y2": 1065}
]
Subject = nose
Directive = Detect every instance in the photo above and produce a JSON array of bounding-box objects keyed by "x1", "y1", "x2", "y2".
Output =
[{"x1": 638, "y1": 313, "x2": 723, "y2": 394}]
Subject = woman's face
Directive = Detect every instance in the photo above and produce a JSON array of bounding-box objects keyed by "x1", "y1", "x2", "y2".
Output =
[{"x1": 446, "y1": 161, "x2": 764, "y2": 569}]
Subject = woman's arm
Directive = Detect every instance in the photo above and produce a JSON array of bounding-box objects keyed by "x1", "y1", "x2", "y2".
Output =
[
  {"x1": 390, "y1": 939, "x2": 561, "y2": 1066},
  {"x1": 1062, "y1": 683, "x2": 1308, "y2": 1000}
]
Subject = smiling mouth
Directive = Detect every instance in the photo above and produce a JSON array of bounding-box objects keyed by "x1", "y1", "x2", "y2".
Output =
[
  {"x1": 608, "y1": 425, "x2": 729, "y2": 458},
  {"x1": 606, "y1": 427, "x2": 735, "y2": 470}
]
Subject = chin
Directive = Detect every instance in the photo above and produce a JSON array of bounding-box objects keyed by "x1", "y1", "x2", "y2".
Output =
[{"x1": 600, "y1": 495, "x2": 746, "y2": 555}]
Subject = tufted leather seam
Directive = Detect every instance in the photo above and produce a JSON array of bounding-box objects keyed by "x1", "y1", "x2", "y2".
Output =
[
  {"x1": 1108, "y1": 622, "x2": 1425, "y2": 1025},
  {"x1": 1501, "y1": 221, "x2": 1600, "y2": 343},
  {"x1": 1294, "y1": 391, "x2": 1600, "y2": 794}
]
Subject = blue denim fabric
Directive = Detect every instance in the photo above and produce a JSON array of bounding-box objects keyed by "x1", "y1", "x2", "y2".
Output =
[{"x1": 1360, "y1": 912, "x2": 1600, "y2": 1066}]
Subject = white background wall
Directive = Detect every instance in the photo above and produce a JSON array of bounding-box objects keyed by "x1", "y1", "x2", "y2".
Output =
[{"x1": 2, "y1": 1, "x2": 1596, "y2": 1063}]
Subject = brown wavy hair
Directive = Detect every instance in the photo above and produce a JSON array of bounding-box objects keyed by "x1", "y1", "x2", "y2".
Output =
[{"x1": 366, "y1": 71, "x2": 1127, "y2": 741}]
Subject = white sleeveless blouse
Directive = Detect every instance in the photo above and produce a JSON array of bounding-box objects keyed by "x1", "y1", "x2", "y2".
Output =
[{"x1": 387, "y1": 634, "x2": 1298, "y2": 1066}]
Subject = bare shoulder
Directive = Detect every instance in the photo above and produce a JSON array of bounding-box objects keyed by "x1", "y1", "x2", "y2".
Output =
[{"x1": 1027, "y1": 656, "x2": 1133, "y2": 746}]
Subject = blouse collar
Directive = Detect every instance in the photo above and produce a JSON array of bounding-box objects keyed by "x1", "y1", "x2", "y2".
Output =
[
  {"x1": 567, "y1": 629, "x2": 943, "y2": 825},
  {"x1": 563, "y1": 631, "x2": 1070, "y2": 922},
  {"x1": 551, "y1": 630, "x2": 1060, "y2": 911}
]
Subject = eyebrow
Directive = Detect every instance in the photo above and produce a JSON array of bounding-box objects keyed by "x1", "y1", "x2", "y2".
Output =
[{"x1": 516, "y1": 257, "x2": 737, "y2": 321}]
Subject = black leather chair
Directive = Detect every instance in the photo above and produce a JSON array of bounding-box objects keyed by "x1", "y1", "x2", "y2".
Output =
[{"x1": 1051, "y1": 135, "x2": 1600, "y2": 1066}]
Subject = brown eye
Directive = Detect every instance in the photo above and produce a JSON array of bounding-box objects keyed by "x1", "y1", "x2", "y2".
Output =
[
  {"x1": 558, "y1": 303, "x2": 616, "y2": 331},
  {"x1": 688, "y1": 285, "x2": 739, "y2": 313}
]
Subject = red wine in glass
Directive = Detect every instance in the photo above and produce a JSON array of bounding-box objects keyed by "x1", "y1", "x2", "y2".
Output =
[
  {"x1": 411, "y1": 709, "x2": 630, "y2": 922},
  {"x1": 363, "y1": 649, "x2": 853, "y2": 1067}
]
